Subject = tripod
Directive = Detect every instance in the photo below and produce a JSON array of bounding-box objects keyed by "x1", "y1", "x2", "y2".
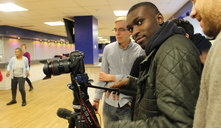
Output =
[
  {"x1": 68, "y1": 73, "x2": 100, "y2": 128},
  {"x1": 56, "y1": 51, "x2": 100, "y2": 128}
]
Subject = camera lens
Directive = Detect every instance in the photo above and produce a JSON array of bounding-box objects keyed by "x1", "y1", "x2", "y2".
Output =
[
  {"x1": 53, "y1": 59, "x2": 71, "y2": 75},
  {"x1": 41, "y1": 59, "x2": 71, "y2": 79},
  {"x1": 40, "y1": 50, "x2": 84, "y2": 80}
]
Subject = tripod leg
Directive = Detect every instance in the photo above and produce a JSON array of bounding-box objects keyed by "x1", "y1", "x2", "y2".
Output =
[{"x1": 75, "y1": 114, "x2": 89, "y2": 128}]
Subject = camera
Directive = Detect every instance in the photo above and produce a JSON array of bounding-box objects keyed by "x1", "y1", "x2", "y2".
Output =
[
  {"x1": 40, "y1": 50, "x2": 84, "y2": 80},
  {"x1": 40, "y1": 50, "x2": 100, "y2": 128}
]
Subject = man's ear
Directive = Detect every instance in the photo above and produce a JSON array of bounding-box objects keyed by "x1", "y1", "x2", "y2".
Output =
[{"x1": 156, "y1": 13, "x2": 164, "y2": 25}]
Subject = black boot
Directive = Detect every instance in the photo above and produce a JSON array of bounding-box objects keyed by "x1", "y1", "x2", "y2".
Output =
[
  {"x1": 29, "y1": 87, "x2": 33, "y2": 91},
  {"x1": 7, "y1": 100, "x2": 17, "y2": 105},
  {"x1": 22, "y1": 100, "x2": 26, "y2": 106}
]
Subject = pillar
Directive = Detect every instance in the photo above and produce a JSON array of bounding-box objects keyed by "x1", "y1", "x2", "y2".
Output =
[{"x1": 74, "y1": 16, "x2": 98, "y2": 64}]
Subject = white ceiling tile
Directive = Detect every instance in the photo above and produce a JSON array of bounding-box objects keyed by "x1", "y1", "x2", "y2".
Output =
[
  {"x1": 107, "y1": 0, "x2": 138, "y2": 5},
  {"x1": 0, "y1": 0, "x2": 190, "y2": 40},
  {"x1": 74, "y1": 0, "x2": 109, "y2": 6}
]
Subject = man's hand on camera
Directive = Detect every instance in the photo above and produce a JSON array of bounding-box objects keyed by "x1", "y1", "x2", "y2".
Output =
[
  {"x1": 92, "y1": 98, "x2": 100, "y2": 114},
  {"x1": 105, "y1": 78, "x2": 129, "y2": 100},
  {"x1": 99, "y1": 72, "x2": 116, "y2": 82}
]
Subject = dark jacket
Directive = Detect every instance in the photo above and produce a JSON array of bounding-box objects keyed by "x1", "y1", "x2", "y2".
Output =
[
  {"x1": 107, "y1": 21, "x2": 202, "y2": 128},
  {"x1": 130, "y1": 56, "x2": 146, "y2": 78},
  {"x1": 191, "y1": 33, "x2": 211, "y2": 53}
]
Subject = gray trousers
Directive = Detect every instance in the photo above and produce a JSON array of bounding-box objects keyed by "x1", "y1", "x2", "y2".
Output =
[
  {"x1": 103, "y1": 102, "x2": 132, "y2": 127},
  {"x1": 11, "y1": 77, "x2": 26, "y2": 102}
]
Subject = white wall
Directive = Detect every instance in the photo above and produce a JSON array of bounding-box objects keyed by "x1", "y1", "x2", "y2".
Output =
[
  {"x1": 33, "y1": 41, "x2": 75, "y2": 60},
  {"x1": 1, "y1": 37, "x2": 75, "y2": 62},
  {"x1": 0, "y1": 37, "x2": 76, "y2": 90}
]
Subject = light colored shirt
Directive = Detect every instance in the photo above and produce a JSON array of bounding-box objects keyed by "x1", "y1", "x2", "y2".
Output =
[
  {"x1": 7, "y1": 56, "x2": 29, "y2": 78},
  {"x1": 13, "y1": 59, "x2": 23, "y2": 77},
  {"x1": 193, "y1": 31, "x2": 221, "y2": 128},
  {"x1": 94, "y1": 41, "x2": 145, "y2": 107}
]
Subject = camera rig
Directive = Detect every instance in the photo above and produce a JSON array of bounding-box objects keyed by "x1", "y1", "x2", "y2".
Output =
[
  {"x1": 40, "y1": 50, "x2": 137, "y2": 128},
  {"x1": 40, "y1": 50, "x2": 100, "y2": 128}
]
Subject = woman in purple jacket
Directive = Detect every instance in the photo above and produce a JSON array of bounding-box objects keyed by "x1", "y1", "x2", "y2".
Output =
[{"x1": 21, "y1": 44, "x2": 33, "y2": 91}]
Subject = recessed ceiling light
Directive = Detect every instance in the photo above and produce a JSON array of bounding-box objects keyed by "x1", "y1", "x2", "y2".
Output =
[
  {"x1": 0, "y1": 3, "x2": 28, "y2": 12},
  {"x1": 44, "y1": 21, "x2": 64, "y2": 26},
  {"x1": 113, "y1": 10, "x2": 128, "y2": 16},
  {"x1": 99, "y1": 39, "x2": 107, "y2": 41}
]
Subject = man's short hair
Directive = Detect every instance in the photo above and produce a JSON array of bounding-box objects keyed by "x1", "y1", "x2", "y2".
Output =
[
  {"x1": 171, "y1": 18, "x2": 194, "y2": 39},
  {"x1": 128, "y1": 2, "x2": 161, "y2": 15},
  {"x1": 15, "y1": 48, "x2": 22, "y2": 52},
  {"x1": 115, "y1": 17, "x2": 126, "y2": 23}
]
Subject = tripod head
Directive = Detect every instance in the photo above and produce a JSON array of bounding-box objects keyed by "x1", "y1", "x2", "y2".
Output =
[{"x1": 40, "y1": 50, "x2": 100, "y2": 128}]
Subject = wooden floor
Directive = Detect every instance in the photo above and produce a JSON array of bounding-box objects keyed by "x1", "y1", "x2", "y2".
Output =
[{"x1": 0, "y1": 67, "x2": 104, "y2": 128}]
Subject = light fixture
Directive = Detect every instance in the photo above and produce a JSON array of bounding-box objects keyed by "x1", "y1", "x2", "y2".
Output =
[
  {"x1": 44, "y1": 21, "x2": 64, "y2": 26},
  {"x1": 98, "y1": 37, "x2": 102, "y2": 39},
  {"x1": 113, "y1": 10, "x2": 128, "y2": 16},
  {"x1": 99, "y1": 39, "x2": 107, "y2": 41},
  {"x1": 0, "y1": 3, "x2": 28, "y2": 12}
]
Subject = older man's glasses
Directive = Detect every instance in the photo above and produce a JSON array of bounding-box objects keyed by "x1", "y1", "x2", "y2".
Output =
[{"x1": 112, "y1": 28, "x2": 128, "y2": 33}]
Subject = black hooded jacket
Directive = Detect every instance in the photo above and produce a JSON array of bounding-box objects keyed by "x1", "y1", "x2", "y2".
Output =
[
  {"x1": 107, "y1": 21, "x2": 202, "y2": 128},
  {"x1": 145, "y1": 21, "x2": 185, "y2": 55}
]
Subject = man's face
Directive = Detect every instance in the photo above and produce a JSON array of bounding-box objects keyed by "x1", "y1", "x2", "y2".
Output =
[
  {"x1": 127, "y1": 6, "x2": 163, "y2": 49},
  {"x1": 190, "y1": 0, "x2": 221, "y2": 37},
  {"x1": 15, "y1": 49, "x2": 22, "y2": 57},
  {"x1": 114, "y1": 20, "x2": 131, "y2": 44}
]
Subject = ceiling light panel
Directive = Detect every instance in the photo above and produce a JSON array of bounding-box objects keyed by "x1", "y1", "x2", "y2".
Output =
[
  {"x1": 0, "y1": 3, "x2": 28, "y2": 12},
  {"x1": 44, "y1": 21, "x2": 64, "y2": 26},
  {"x1": 113, "y1": 10, "x2": 128, "y2": 16}
]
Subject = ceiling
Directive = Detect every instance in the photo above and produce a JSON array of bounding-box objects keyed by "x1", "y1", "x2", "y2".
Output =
[{"x1": 0, "y1": 0, "x2": 189, "y2": 42}]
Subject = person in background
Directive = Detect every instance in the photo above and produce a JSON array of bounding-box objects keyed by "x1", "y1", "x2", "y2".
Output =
[
  {"x1": 21, "y1": 44, "x2": 33, "y2": 91},
  {"x1": 107, "y1": 2, "x2": 202, "y2": 127},
  {"x1": 92, "y1": 17, "x2": 145, "y2": 126},
  {"x1": 6, "y1": 48, "x2": 29, "y2": 106},
  {"x1": 171, "y1": 18, "x2": 211, "y2": 64},
  {"x1": 190, "y1": 0, "x2": 221, "y2": 127},
  {"x1": 0, "y1": 70, "x2": 3, "y2": 82}
]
